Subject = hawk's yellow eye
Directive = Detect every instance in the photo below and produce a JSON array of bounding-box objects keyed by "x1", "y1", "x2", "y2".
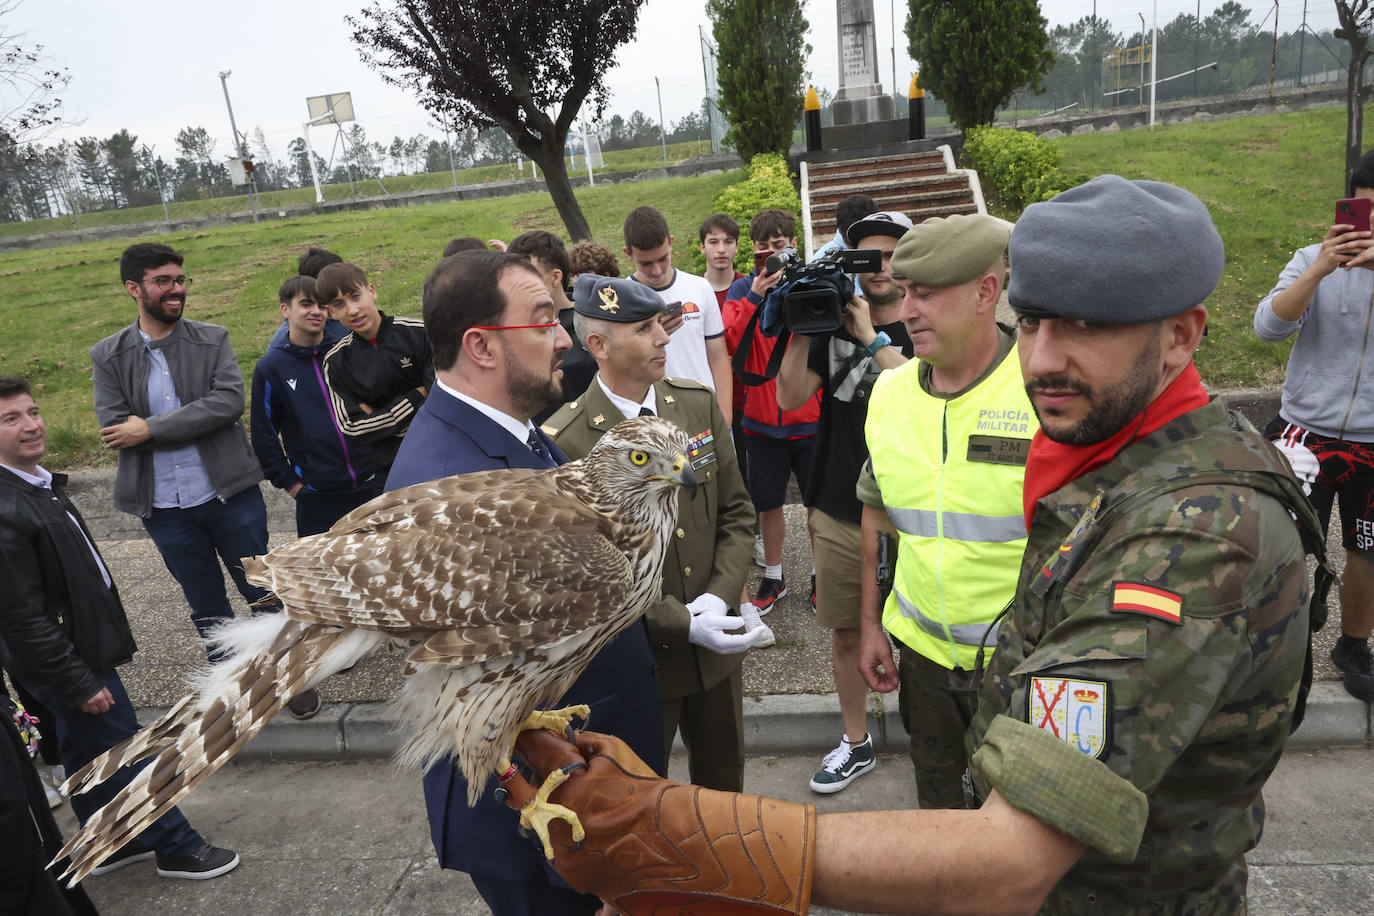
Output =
[{"x1": 630, "y1": 450, "x2": 649, "y2": 466}]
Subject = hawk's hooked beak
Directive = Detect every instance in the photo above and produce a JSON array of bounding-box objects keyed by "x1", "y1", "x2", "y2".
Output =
[{"x1": 671, "y1": 454, "x2": 697, "y2": 499}]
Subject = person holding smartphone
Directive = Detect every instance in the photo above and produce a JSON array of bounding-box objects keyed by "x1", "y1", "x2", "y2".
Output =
[{"x1": 1255, "y1": 148, "x2": 1374, "y2": 702}]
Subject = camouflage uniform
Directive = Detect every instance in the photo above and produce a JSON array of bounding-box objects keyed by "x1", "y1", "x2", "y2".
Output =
[{"x1": 966, "y1": 400, "x2": 1314, "y2": 914}]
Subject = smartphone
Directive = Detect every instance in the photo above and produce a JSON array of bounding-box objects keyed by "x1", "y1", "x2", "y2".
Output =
[
  {"x1": 752, "y1": 250, "x2": 769, "y2": 275},
  {"x1": 664, "y1": 301, "x2": 684, "y2": 318},
  {"x1": 1336, "y1": 197, "x2": 1372, "y2": 233}
]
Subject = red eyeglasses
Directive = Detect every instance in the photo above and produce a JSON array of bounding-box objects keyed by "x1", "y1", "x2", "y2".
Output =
[{"x1": 473, "y1": 321, "x2": 560, "y2": 336}]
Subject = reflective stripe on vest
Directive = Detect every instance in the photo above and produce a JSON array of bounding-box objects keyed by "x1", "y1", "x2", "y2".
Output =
[
  {"x1": 894, "y1": 588, "x2": 1002, "y2": 648},
  {"x1": 867, "y1": 344, "x2": 1036, "y2": 670},
  {"x1": 885, "y1": 506, "x2": 1026, "y2": 543}
]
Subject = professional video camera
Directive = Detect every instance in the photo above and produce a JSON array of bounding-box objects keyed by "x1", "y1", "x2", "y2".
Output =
[{"x1": 760, "y1": 247, "x2": 883, "y2": 336}]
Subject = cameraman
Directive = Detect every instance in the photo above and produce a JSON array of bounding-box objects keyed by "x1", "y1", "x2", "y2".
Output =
[
  {"x1": 777, "y1": 211, "x2": 915, "y2": 793},
  {"x1": 723, "y1": 209, "x2": 822, "y2": 613},
  {"x1": 1255, "y1": 152, "x2": 1374, "y2": 702}
]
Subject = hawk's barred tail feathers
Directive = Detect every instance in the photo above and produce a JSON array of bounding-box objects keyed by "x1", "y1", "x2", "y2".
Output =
[{"x1": 50, "y1": 613, "x2": 381, "y2": 886}]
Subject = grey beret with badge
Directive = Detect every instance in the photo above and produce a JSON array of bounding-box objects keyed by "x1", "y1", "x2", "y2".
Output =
[
  {"x1": 1008, "y1": 174, "x2": 1224, "y2": 324},
  {"x1": 573, "y1": 274, "x2": 673, "y2": 323},
  {"x1": 890, "y1": 213, "x2": 1010, "y2": 288}
]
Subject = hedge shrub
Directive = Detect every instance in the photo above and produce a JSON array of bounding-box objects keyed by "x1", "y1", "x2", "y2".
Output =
[
  {"x1": 962, "y1": 127, "x2": 1086, "y2": 213},
  {"x1": 691, "y1": 152, "x2": 802, "y2": 274}
]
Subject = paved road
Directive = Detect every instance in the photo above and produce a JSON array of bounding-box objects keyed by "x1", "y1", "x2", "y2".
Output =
[{"x1": 59, "y1": 747, "x2": 1374, "y2": 915}]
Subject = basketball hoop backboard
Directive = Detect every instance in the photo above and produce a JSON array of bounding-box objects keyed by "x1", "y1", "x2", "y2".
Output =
[{"x1": 306, "y1": 92, "x2": 355, "y2": 124}]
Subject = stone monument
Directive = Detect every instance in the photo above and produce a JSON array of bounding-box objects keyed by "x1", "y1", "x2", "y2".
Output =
[{"x1": 831, "y1": 0, "x2": 891, "y2": 126}]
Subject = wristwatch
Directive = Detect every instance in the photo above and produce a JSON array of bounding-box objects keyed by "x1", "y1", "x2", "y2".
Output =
[{"x1": 864, "y1": 331, "x2": 891, "y2": 357}]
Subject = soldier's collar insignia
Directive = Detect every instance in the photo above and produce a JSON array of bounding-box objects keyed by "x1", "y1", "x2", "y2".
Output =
[
  {"x1": 592, "y1": 414, "x2": 606, "y2": 426},
  {"x1": 1030, "y1": 489, "x2": 1103, "y2": 598},
  {"x1": 664, "y1": 394, "x2": 675, "y2": 404},
  {"x1": 598, "y1": 287, "x2": 620, "y2": 313}
]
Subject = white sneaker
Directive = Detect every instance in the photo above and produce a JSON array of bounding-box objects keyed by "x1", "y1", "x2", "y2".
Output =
[
  {"x1": 739, "y1": 602, "x2": 775, "y2": 648},
  {"x1": 44, "y1": 780, "x2": 63, "y2": 809},
  {"x1": 753, "y1": 532, "x2": 766, "y2": 568}
]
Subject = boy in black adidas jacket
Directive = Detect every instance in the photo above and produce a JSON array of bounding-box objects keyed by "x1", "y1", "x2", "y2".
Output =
[{"x1": 318, "y1": 262, "x2": 434, "y2": 490}]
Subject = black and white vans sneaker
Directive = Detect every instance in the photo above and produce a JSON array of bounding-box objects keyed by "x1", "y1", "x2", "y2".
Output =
[{"x1": 809, "y1": 733, "x2": 876, "y2": 794}]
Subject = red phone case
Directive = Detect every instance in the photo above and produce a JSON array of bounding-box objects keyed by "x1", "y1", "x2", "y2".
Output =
[{"x1": 1336, "y1": 198, "x2": 1372, "y2": 233}]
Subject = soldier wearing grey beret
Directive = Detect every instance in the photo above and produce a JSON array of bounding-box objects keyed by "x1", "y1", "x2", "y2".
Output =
[
  {"x1": 1008, "y1": 174, "x2": 1225, "y2": 324},
  {"x1": 573, "y1": 273, "x2": 673, "y2": 323}
]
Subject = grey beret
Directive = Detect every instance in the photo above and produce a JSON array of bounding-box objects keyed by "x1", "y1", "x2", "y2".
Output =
[
  {"x1": 1007, "y1": 175, "x2": 1224, "y2": 324},
  {"x1": 573, "y1": 274, "x2": 671, "y2": 322},
  {"x1": 890, "y1": 213, "x2": 1010, "y2": 288}
]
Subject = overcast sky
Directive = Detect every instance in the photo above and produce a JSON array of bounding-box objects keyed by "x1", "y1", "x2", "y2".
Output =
[{"x1": 5, "y1": 0, "x2": 1342, "y2": 165}]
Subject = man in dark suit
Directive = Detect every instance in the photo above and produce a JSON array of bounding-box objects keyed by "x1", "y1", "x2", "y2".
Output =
[
  {"x1": 543, "y1": 275, "x2": 761, "y2": 793},
  {"x1": 386, "y1": 251, "x2": 665, "y2": 916}
]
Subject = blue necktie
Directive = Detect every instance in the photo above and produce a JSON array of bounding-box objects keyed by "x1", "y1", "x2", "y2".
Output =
[
  {"x1": 526, "y1": 428, "x2": 554, "y2": 467},
  {"x1": 638, "y1": 407, "x2": 654, "y2": 417}
]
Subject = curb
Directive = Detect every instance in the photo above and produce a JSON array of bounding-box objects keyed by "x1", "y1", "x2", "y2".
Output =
[{"x1": 138, "y1": 684, "x2": 1370, "y2": 764}]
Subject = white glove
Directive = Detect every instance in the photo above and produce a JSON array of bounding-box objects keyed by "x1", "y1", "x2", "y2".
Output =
[
  {"x1": 688, "y1": 610, "x2": 755, "y2": 654},
  {"x1": 685, "y1": 593, "x2": 730, "y2": 617},
  {"x1": 1271, "y1": 438, "x2": 1319, "y2": 495}
]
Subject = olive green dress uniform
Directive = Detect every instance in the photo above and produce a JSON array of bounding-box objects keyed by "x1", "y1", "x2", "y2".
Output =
[
  {"x1": 965, "y1": 402, "x2": 1315, "y2": 914},
  {"x1": 544, "y1": 375, "x2": 754, "y2": 791}
]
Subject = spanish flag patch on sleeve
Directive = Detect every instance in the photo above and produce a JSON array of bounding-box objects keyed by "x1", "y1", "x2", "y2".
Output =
[{"x1": 1111, "y1": 582, "x2": 1183, "y2": 624}]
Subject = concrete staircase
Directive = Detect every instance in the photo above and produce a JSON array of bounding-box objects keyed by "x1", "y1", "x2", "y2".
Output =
[{"x1": 799, "y1": 145, "x2": 985, "y2": 256}]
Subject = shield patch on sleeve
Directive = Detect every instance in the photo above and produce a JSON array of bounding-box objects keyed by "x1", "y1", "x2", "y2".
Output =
[{"x1": 1027, "y1": 677, "x2": 1111, "y2": 760}]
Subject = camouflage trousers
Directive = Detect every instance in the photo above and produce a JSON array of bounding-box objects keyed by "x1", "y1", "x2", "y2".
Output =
[{"x1": 896, "y1": 643, "x2": 977, "y2": 809}]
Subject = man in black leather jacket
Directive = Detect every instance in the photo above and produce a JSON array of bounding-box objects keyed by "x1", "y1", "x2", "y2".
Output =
[{"x1": 0, "y1": 375, "x2": 240, "y2": 882}]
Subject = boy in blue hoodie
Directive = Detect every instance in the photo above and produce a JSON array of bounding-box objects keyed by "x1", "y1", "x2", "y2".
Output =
[{"x1": 251, "y1": 275, "x2": 377, "y2": 537}]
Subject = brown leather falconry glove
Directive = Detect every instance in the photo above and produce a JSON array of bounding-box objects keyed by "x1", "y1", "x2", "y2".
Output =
[{"x1": 511, "y1": 728, "x2": 817, "y2": 915}]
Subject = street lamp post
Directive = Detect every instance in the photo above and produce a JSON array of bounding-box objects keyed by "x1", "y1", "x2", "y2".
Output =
[
  {"x1": 217, "y1": 69, "x2": 260, "y2": 223},
  {"x1": 142, "y1": 144, "x2": 170, "y2": 225}
]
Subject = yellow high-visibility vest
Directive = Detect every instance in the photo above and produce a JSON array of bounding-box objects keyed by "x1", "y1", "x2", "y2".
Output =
[{"x1": 866, "y1": 345, "x2": 1036, "y2": 670}]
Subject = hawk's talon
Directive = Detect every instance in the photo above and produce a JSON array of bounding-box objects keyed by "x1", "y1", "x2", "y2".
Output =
[{"x1": 518, "y1": 765, "x2": 586, "y2": 860}]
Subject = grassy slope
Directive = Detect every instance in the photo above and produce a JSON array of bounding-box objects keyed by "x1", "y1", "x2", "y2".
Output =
[
  {"x1": 1, "y1": 169, "x2": 738, "y2": 468},
  {"x1": 2, "y1": 139, "x2": 717, "y2": 237},
  {"x1": 1054, "y1": 106, "x2": 1358, "y2": 390}
]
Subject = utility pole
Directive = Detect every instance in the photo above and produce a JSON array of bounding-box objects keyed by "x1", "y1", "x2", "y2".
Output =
[
  {"x1": 1195, "y1": 0, "x2": 1201, "y2": 96},
  {"x1": 217, "y1": 70, "x2": 260, "y2": 223},
  {"x1": 655, "y1": 76, "x2": 668, "y2": 166},
  {"x1": 142, "y1": 144, "x2": 170, "y2": 225},
  {"x1": 1297, "y1": 0, "x2": 1308, "y2": 86},
  {"x1": 1149, "y1": 0, "x2": 1158, "y2": 128},
  {"x1": 1092, "y1": 0, "x2": 1097, "y2": 110},
  {"x1": 1139, "y1": 13, "x2": 1146, "y2": 108}
]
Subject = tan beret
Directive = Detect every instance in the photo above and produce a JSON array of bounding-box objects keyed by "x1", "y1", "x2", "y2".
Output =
[{"x1": 890, "y1": 213, "x2": 1011, "y2": 289}]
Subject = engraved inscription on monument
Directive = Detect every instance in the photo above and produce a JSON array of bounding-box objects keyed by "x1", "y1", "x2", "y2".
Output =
[{"x1": 832, "y1": 0, "x2": 889, "y2": 124}]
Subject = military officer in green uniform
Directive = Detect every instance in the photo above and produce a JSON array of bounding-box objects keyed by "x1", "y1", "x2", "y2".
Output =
[
  {"x1": 507, "y1": 176, "x2": 1325, "y2": 916},
  {"x1": 542, "y1": 274, "x2": 761, "y2": 792}
]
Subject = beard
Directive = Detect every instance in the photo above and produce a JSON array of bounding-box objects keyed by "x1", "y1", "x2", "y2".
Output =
[
  {"x1": 859, "y1": 274, "x2": 902, "y2": 308},
  {"x1": 141, "y1": 290, "x2": 183, "y2": 325},
  {"x1": 504, "y1": 347, "x2": 563, "y2": 418},
  {"x1": 1027, "y1": 335, "x2": 1161, "y2": 446}
]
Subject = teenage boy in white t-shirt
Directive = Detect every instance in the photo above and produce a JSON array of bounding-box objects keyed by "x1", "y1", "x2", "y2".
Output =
[{"x1": 622, "y1": 205, "x2": 732, "y2": 424}]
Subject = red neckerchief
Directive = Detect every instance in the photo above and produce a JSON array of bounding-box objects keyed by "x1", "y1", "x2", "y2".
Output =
[{"x1": 1022, "y1": 362, "x2": 1210, "y2": 531}]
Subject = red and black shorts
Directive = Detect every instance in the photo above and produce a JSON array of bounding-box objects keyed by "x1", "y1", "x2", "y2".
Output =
[{"x1": 1268, "y1": 419, "x2": 1374, "y2": 555}]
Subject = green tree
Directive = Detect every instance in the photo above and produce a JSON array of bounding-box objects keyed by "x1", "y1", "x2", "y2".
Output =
[
  {"x1": 906, "y1": 0, "x2": 1053, "y2": 131},
  {"x1": 707, "y1": 0, "x2": 809, "y2": 161}
]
